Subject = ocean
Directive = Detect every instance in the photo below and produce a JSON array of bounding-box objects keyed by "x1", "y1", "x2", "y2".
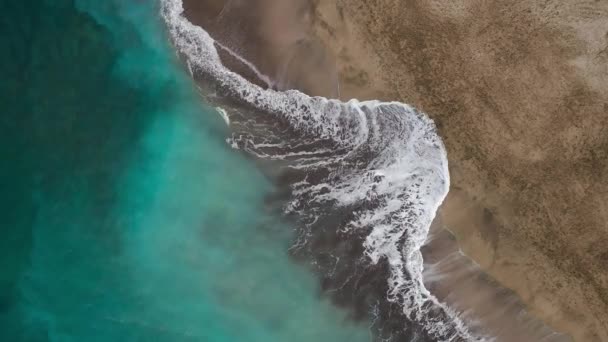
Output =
[{"x1": 0, "y1": 1, "x2": 370, "y2": 341}]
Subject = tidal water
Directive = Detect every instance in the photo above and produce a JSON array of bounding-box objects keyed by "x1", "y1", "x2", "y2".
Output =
[{"x1": 0, "y1": 1, "x2": 370, "y2": 341}]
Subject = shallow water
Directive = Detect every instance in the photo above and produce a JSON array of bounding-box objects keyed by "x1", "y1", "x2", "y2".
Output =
[{"x1": 0, "y1": 1, "x2": 370, "y2": 341}]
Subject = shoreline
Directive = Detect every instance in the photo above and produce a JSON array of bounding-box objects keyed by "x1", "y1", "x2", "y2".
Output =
[
  {"x1": 172, "y1": 0, "x2": 608, "y2": 340},
  {"x1": 176, "y1": 1, "x2": 477, "y2": 340},
  {"x1": 173, "y1": 2, "x2": 473, "y2": 342},
  {"x1": 422, "y1": 217, "x2": 570, "y2": 341},
  {"x1": 310, "y1": 1, "x2": 608, "y2": 341}
]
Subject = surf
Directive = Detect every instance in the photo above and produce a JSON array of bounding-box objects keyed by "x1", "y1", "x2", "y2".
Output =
[{"x1": 161, "y1": 0, "x2": 482, "y2": 340}]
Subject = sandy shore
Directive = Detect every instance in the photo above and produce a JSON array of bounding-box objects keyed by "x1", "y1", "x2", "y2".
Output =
[
  {"x1": 310, "y1": 1, "x2": 608, "y2": 341},
  {"x1": 422, "y1": 219, "x2": 571, "y2": 341}
]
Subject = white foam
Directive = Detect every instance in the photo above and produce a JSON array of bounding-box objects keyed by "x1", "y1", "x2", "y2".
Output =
[
  {"x1": 214, "y1": 40, "x2": 275, "y2": 89},
  {"x1": 160, "y1": 1, "x2": 484, "y2": 340},
  {"x1": 215, "y1": 106, "x2": 230, "y2": 125}
]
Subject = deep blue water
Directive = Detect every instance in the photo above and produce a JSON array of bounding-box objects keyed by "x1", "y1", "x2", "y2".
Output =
[{"x1": 0, "y1": 1, "x2": 369, "y2": 341}]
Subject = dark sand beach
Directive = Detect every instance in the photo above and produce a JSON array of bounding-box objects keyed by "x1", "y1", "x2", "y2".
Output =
[{"x1": 181, "y1": 0, "x2": 608, "y2": 341}]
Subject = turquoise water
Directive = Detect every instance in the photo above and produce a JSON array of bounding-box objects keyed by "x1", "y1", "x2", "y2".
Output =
[{"x1": 0, "y1": 1, "x2": 369, "y2": 341}]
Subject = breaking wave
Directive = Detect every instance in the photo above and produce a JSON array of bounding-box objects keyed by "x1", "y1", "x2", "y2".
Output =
[{"x1": 161, "y1": 1, "x2": 483, "y2": 341}]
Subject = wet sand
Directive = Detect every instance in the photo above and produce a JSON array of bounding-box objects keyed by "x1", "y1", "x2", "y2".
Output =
[
  {"x1": 182, "y1": 0, "x2": 339, "y2": 97},
  {"x1": 423, "y1": 218, "x2": 570, "y2": 341},
  {"x1": 181, "y1": 0, "x2": 608, "y2": 341}
]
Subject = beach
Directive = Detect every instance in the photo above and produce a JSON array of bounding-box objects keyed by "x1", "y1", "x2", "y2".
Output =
[
  {"x1": 177, "y1": 0, "x2": 608, "y2": 340},
  {"x1": 310, "y1": 1, "x2": 608, "y2": 341},
  {"x1": 4, "y1": 0, "x2": 606, "y2": 340}
]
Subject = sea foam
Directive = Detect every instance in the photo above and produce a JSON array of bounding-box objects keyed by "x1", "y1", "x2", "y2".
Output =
[{"x1": 160, "y1": 1, "x2": 482, "y2": 340}]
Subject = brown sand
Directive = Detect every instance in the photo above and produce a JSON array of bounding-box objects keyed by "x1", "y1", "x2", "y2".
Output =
[
  {"x1": 181, "y1": 0, "x2": 608, "y2": 340},
  {"x1": 310, "y1": 1, "x2": 608, "y2": 341},
  {"x1": 423, "y1": 220, "x2": 571, "y2": 341}
]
